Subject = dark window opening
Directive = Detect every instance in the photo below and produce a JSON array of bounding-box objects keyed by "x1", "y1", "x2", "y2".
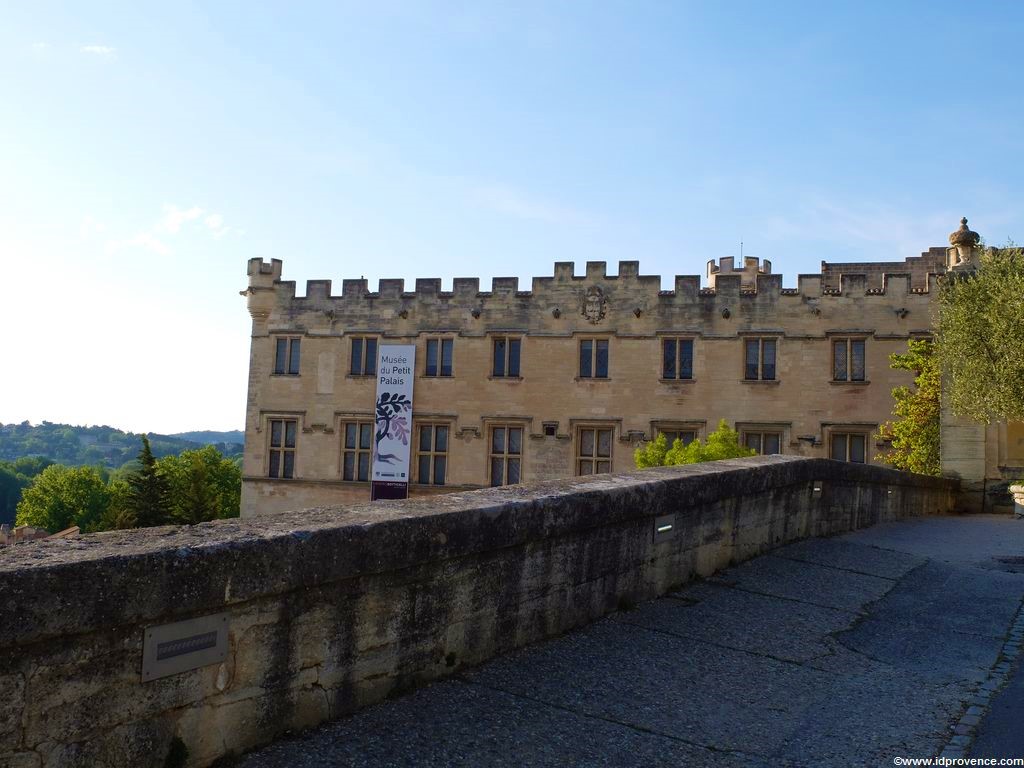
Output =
[
  {"x1": 744, "y1": 338, "x2": 776, "y2": 381},
  {"x1": 493, "y1": 337, "x2": 522, "y2": 377},
  {"x1": 833, "y1": 339, "x2": 866, "y2": 382},
  {"x1": 744, "y1": 432, "x2": 782, "y2": 455},
  {"x1": 662, "y1": 339, "x2": 694, "y2": 380},
  {"x1": 350, "y1": 337, "x2": 378, "y2": 376},
  {"x1": 426, "y1": 338, "x2": 454, "y2": 377},
  {"x1": 577, "y1": 427, "x2": 613, "y2": 475},
  {"x1": 580, "y1": 339, "x2": 609, "y2": 379},
  {"x1": 830, "y1": 433, "x2": 866, "y2": 463},
  {"x1": 268, "y1": 419, "x2": 297, "y2": 478},
  {"x1": 416, "y1": 424, "x2": 448, "y2": 485},
  {"x1": 490, "y1": 426, "x2": 523, "y2": 486},
  {"x1": 273, "y1": 338, "x2": 301, "y2": 375},
  {"x1": 660, "y1": 429, "x2": 696, "y2": 447},
  {"x1": 342, "y1": 421, "x2": 373, "y2": 481}
]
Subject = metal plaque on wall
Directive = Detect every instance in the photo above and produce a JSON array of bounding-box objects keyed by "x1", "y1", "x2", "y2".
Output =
[{"x1": 141, "y1": 613, "x2": 229, "y2": 682}]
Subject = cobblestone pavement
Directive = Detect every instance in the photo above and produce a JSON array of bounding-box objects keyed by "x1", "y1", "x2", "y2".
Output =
[{"x1": 239, "y1": 515, "x2": 1024, "y2": 767}]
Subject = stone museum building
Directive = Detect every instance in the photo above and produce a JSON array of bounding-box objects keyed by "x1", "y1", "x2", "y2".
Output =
[{"x1": 240, "y1": 218, "x2": 1023, "y2": 516}]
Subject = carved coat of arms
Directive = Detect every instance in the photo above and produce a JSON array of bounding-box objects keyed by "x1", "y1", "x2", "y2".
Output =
[{"x1": 581, "y1": 286, "x2": 607, "y2": 324}]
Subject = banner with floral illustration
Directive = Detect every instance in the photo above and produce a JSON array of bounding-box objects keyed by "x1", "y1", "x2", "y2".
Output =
[{"x1": 370, "y1": 344, "x2": 416, "y2": 500}]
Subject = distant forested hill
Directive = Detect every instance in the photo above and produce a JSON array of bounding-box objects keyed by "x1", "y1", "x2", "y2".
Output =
[
  {"x1": 171, "y1": 430, "x2": 244, "y2": 445},
  {"x1": 0, "y1": 422, "x2": 244, "y2": 470}
]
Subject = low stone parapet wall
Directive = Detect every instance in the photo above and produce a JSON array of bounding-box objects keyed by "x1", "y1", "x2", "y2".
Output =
[{"x1": 0, "y1": 457, "x2": 957, "y2": 767}]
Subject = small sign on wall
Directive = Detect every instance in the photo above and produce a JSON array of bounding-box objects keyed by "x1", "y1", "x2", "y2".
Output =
[
  {"x1": 141, "y1": 613, "x2": 229, "y2": 682},
  {"x1": 371, "y1": 344, "x2": 416, "y2": 501}
]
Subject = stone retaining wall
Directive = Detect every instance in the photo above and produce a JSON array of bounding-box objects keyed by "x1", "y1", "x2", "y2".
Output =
[{"x1": 0, "y1": 456, "x2": 957, "y2": 767}]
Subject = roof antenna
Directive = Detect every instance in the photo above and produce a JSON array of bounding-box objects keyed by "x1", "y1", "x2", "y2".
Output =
[{"x1": 740, "y1": 239, "x2": 744, "y2": 259}]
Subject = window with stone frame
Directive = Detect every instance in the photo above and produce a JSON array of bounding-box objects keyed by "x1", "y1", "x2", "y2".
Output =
[
  {"x1": 425, "y1": 338, "x2": 454, "y2": 377},
  {"x1": 579, "y1": 339, "x2": 609, "y2": 379},
  {"x1": 662, "y1": 338, "x2": 694, "y2": 380},
  {"x1": 267, "y1": 419, "x2": 297, "y2": 478},
  {"x1": 576, "y1": 426, "x2": 613, "y2": 475},
  {"x1": 659, "y1": 428, "x2": 697, "y2": 447},
  {"x1": 743, "y1": 431, "x2": 782, "y2": 455},
  {"x1": 832, "y1": 338, "x2": 866, "y2": 382},
  {"x1": 488, "y1": 425, "x2": 523, "y2": 486},
  {"x1": 415, "y1": 423, "x2": 449, "y2": 485},
  {"x1": 273, "y1": 337, "x2": 301, "y2": 375},
  {"x1": 830, "y1": 432, "x2": 867, "y2": 463},
  {"x1": 492, "y1": 337, "x2": 522, "y2": 378},
  {"x1": 744, "y1": 338, "x2": 777, "y2": 381},
  {"x1": 341, "y1": 421, "x2": 373, "y2": 482},
  {"x1": 350, "y1": 337, "x2": 378, "y2": 376}
]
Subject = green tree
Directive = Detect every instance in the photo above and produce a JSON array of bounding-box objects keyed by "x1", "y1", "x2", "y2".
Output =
[
  {"x1": 634, "y1": 433, "x2": 672, "y2": 468},
  {"x1": 936, "y1": 244, "x2": 1024, "y2": 422},
  {"x1": 0, "y1": 457, "x2": 54, "y2": 527},
  {"x1": 876, "y1": 340, "x2": 940, "y2": 475},
  {"x1": 635, "y1": 420, "x2": 755, "y2": 467},
  {"x1": 98, "y1": 479, "x2": 136, "y2": 530},
  {"x1": 126, "y1": 435, "x2": 172, "y2": 528},
  {"x1": 22, "y1": 437, "x2": 47, "y2": 456},
  {"x1": 15, "y1": 465, "x2": 110, "y2": 533},
  {"x1": 157, "y1": 446, "x2": 242, "y2": 524},
  {"x1": 113, "y1": 459, "x2": 141, "y2": 482},
  {"x1": 0, "y1": 462, "x2": 26, "y2": 527},
  {"x1": 12, "y1": 456, "x2": 54, "y2": 476}
]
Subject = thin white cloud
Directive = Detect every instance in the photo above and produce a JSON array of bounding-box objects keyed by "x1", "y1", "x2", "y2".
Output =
[
  {"x1": 474, "y1": 184, "x2": 591, "y2": 225},
  {"x1": 159, "y1": 204, "x2": 204, "y2": 234},
  {"x1": 31, "y1": 42, "x2": 49, "y2": 51},
  {"x1": 204, "y1": 212, "x2": 233, "y2": 239},
  {"x1": 80, "y1": 45, "x2": 115, "y2": 56},
  {"x1": 98, "y1": 203, "x2": 239, "y2": 256},
  {"x1": 105, "y1": 232, "x2": 172, "y2": 256}
]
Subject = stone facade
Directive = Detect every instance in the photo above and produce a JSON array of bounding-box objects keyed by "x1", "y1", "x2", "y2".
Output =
[{"x1": 240, "y1": 237, "x2": 996, "y2": 516}]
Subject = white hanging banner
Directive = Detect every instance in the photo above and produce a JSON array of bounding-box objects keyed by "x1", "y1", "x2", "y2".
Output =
[{"x1": 370, "y1": 344, "x2": 416, "y2": 500}]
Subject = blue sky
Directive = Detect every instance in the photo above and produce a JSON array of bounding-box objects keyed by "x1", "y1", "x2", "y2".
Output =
[{"x1": 1, "y1": 1, "x2": 1021, "y2": 433}]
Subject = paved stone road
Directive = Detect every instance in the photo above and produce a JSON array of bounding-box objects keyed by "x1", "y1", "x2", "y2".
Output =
[
  {"x1": 972, "y1": 653, "x2": 1024, "y2": 758},
  {"x1": 239, "y1": 515, "x2": 1024, "y2": 767}
]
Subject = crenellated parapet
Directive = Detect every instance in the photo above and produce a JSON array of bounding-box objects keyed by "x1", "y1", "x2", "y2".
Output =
[
  {"x1": 241, "y1": 252, "x2": 945, "y2": 337},
  {"x1": 821, "y1": 248, "x2": 947, "y2": 292}
]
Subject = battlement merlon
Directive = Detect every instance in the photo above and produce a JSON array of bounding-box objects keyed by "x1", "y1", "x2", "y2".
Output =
[{"x1": 247, "y1": 257, "x2": 283, "y2": 285}]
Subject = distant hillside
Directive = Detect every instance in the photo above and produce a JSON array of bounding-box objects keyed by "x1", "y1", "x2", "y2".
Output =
[
  {"x1": 171, "y1": 430, "x2": 244, "y2": 445},
  {"x1": 0, "y1": 422, "x2": 244, "y2": 470}
]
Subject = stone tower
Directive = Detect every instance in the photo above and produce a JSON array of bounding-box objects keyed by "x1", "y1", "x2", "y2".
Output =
[{"x1": 939, "y1": 217, "x2": 989, "y2": 511}]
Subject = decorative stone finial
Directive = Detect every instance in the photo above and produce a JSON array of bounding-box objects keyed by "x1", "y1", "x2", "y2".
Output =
[{"x1": 949, "y1": 217, "x2": 980, "y2": 248}]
